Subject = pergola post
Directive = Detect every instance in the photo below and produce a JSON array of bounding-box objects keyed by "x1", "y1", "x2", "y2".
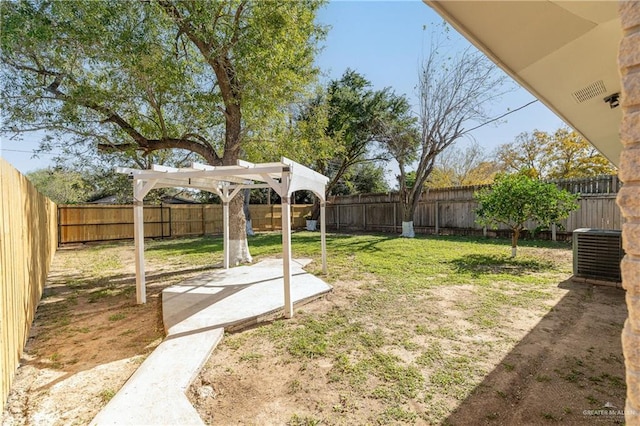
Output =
[
  {"x1": 133, "y1": 182, "x2": 146, "y2": 304},
  {"x1": 223, "y1": 199, "x2": 230, "y2": 270},
  {"x1": 321, "y1": 200, "x2": 327, "y2": 274},
  {"x1": 281, "y1": 175, "x2": 293, "y2": 318}
]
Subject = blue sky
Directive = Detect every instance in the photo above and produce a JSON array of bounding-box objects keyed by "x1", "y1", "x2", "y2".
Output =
[
  {"x1": 315, "y1": 1, "x2": 565, "y2": 148},
  {"x1": 1, "y1": 0, "x2": 566, "y2": 175}
]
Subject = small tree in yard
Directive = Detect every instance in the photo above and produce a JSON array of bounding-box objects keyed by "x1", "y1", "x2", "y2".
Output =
[{"x1": 475, "y1": 173, "x2": 578, "y2": 257}]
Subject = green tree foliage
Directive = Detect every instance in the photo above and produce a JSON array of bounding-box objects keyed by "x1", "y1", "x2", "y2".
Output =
[
  {"x1": 1, "y1": 0, "x2": 326, "y2": 263},
  {"x1": 246, "y1": 86, "x2": 340, "y2": 168},
  {"x1": 319, "y1": 70, "x2": 409, "y2": 194},
  {"x1": 331, "y1": 162, "x2": 389, "y2": 195},
  {"x1": 27, "y1": 168, "x2": 94, "y2": 204},
  {"x1": 27, "y1": 153, "x2": 188, "y2": 205},
  {"x1": 404, "y1": 171, "x2": 417, "y2": 190},
  {"x1": 427, "y1": 142, "x2": 501, "y2": 188},
  {"x1": 1, "y1": 0, "x2": 325, "y2": 162},
  {"x1": 475, "y1": 173, "x2": 578, "y2": 257},
  {"x1": 291, "y1": 69, "x2": 412, "y2": 217},
  {"x1": 350, "y1": 162, "x2": 390, "y2": 194},
  {"x1": 495, "y1": 127, "x2": 616, "y2": 179}
]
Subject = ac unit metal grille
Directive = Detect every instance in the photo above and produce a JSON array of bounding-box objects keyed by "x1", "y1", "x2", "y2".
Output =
[{"x1": 573, "y1": 229, "x2": 623, "y2": 282}]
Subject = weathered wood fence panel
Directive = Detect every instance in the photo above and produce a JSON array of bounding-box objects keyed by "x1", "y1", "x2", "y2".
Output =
[
  {"x1": 326, "y1": 175, "x2": 622, "y2": 237},
  {"x1": 564, "y1": 195, "x2": 621, "y2": 230},
  {"x1": 1, "y1": 159, "x2": 57, "y2": 406},
  {"x1": 58, "y1": 204, "x2": 313, "y2": 244}
]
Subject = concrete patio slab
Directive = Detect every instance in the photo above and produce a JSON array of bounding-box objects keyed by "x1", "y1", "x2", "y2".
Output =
[{"x1": 91, "y1": 258, "x2": 332, "y2": 425}]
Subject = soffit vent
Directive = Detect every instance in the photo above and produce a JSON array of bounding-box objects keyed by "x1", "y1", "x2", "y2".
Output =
[{"x1": 572, "y1": 80, "x2": 606, "y2": 103}]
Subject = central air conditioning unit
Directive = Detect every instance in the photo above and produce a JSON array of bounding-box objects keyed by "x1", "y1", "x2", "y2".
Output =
[{"x1": 573, "y1": 228, "x2": 624, "y2": 283}]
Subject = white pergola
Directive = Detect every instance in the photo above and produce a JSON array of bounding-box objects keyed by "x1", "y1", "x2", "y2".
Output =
[{"x1": 117, "y1": 157, "x2": 329, "y2": 318}]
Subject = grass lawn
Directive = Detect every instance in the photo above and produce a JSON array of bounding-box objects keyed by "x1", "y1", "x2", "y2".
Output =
[
  {"x1": 3, "y1": 232, "x2": 626, "y2": 425},
  {"x1": 182, "y1": 233, "x2": 625, "y2": 425}
]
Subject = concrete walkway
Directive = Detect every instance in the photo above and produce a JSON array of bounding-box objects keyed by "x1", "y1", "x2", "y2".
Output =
[{"x1": 91, "y1": 258, "x2": 332, "y2": 425}]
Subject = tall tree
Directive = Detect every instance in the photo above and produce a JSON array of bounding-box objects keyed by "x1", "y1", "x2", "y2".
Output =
[
  {"x1": 293, "y1": 70, "x2": 412, "y2": 218},
  {"x1": 384, "y1": 37, "x2": 508, "y2": 237},
  {"x1": 494, "y1": 127, "x2": 616, "y2": 179},
  {"x1": 320, "y1": 71, "x2": 394, "y2": 196},
  {"x1": 544, "y1": 128, "x2": 617, "y2": 178},
  {"x1": 1, "y1": 0, "x2": 326, "y2": 264},
  {"x1": 427, "y1": 142, "x2": 501, "y2": 188}
]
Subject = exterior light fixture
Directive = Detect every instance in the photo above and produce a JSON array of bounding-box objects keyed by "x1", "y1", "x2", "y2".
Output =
[{"x1": 604, "y1": 92, "x2": 620, "y2": 108}]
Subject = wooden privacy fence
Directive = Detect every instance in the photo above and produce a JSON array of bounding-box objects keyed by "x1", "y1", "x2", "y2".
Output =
[
  {"x1": 1, "y1": 159, "x2": 57, "y2": 406},
  {"x1": 58, "y1": 204, "x2": 313, "y2": 244},
  {"x1": 325, "y1": 175, "x2": 622, "y2": 237},
  {"x1": 58, "y1": 175, "x2": 622, "y2": 244}
]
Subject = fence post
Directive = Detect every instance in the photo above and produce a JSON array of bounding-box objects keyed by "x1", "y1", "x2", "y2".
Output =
[
  {"x1": 202, "y1": 204, "x2": 205, "y2": 236},
  {"x1": 552, "y1": 224, "x2": 557, "y2": 241},
  {"x1": 435, "y1": 201, "x2": 439, "y2": 235},
  {"x1": 337, "y1": 204, "x2": 340, "y2": 231},
  {"x1": 393, "y1": 203, "x2": 397, "y2": 233},
  {"x1": 160, "y1": 204, "x2": 165, "y2": 239},
  {"x1": 362, "y1": 204, "x2": 366, "y2": 231},
  {"x1": 57, "y1": 206, "x2": 62, "y2": 246}
]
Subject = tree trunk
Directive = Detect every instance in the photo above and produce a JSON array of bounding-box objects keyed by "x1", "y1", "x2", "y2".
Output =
[
  {"x1": 220, "y1": 96, "x2": 251, "y2": 264},
  {"x1": 310, "y1": 197, "x2": 321, "y2": 221},
  {"x1": 243, "y1": 188, "x2": 254, "y2": 236},
  {"x1": 400, "y1": 190, "x2": 416, "y2": 238},
  {"x1": 228, "y1": 193, "x2": 252, "y2": 265},
  {"x1": 511, "y1": 227, "x2": 520, "y2": 258}
]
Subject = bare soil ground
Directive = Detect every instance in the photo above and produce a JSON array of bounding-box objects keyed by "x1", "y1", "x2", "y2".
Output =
[
  {"x1": 1, "y1": 238, "x2": 628, "y2": 425},
  {"x1": 189, "y1": 279, "x2": 627, "y2": 425},
  {"x1": 2, "y1": 241, "x2": 215, "y2": 426}
]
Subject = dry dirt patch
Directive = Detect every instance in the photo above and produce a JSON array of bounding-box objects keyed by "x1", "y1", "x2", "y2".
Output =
[
  {"x1": 2, "y1": 241, "x2": 216, "y2": 426},
  {"x1": 189, "y1": 277, "x2": 627, "y2": 424}
]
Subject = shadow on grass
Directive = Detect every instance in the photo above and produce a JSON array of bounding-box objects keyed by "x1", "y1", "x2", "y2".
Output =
[
  {"x1": 425, "y1": 233, "x2": 571, "y2": 250},
  {"x1": 448, "y1": 253, "x2": 556, "y2": 277},
  {"x1": 324, "y1": 233, "x2": 397, "y2": 254},
  {"x1": 43, "y1": 265, "x2": 221, "y2": 301},
  {"x1": 144, "y1": 232, "x2": 399, "y2": 259},
  {"x1": 145, "y1": 236, "x2": 224, "y2": 256}
]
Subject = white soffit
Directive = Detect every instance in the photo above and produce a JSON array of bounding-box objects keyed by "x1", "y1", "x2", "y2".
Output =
[{"x1": 426, "y1": 0, "x2": 622, "y2": 166}]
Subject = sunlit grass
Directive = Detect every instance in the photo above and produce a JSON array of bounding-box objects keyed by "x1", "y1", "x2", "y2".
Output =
[{"x1": 145, "y1": 232, "x2": 571, "y2": 288}]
